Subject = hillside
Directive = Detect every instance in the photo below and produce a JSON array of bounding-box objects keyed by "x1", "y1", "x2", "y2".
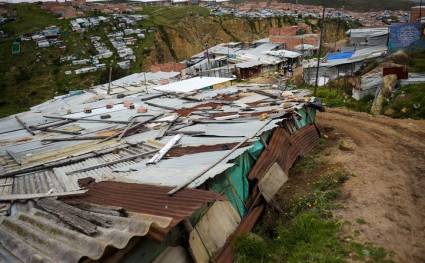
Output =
[
  {"x1": 0, "y1": 4, "x2": 350, "y2": 117},
  {"x1": 0, "y1": 5, "x2": 296, "y2": 117},
  {"x1": 280, "y1": 0, "x2": 414, "y2": 11}
]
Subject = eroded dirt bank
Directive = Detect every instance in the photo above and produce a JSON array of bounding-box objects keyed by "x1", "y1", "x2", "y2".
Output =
[{"x1": 317, "y1": 108, "x2": 425, "y2": 263}]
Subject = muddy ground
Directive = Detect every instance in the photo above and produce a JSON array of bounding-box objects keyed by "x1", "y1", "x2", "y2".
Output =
[{"x1": 317, "y1": 108, "x2": 425, "y2": 263}]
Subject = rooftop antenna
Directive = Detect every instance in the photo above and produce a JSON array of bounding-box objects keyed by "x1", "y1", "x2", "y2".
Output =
[{"x1": 314, "y1": 5, "x2": 326, "y2": 96}]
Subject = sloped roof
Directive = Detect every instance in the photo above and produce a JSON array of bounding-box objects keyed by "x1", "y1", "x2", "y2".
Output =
[
  {"x1": 0, "y1": 182, "x2": 225, "y2": 262},
  {"x1": 154, "y1": 77, "x2": 234, "y2": 93},
  {"x1": 0, "y1": 199, "x2": 169, "y2": 263},
  {"x1": 66, "y1": 181, "x2": 225, "y2": 227}
]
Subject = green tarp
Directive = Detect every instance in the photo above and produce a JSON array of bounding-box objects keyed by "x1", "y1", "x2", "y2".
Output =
[
  {"x1": 210, "y1": 135, "x2": 268, "y2": 217},
  {"x1": 294, "y1": 106, "x2": 316, "y2": 129},
  {"x1": 209, "y1": 106, "x2": 317, "y2": 217}
]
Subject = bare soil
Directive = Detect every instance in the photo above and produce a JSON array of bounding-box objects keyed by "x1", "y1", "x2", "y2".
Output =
[{"x1": 317, "y1": 108, "x2": 425, "y2": 263}]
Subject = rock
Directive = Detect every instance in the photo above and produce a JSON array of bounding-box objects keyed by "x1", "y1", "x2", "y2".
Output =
[
  {"x1": 384, "y1": 107, "x2": 395, "y2": 116},
  {"x1": 382, "y1": 74, "x2": 398, "y2": 98},
  {"x1": 389, "y1": 50, "x2": 409, "y2": 64},
  {"x1": 339, "y1": 139, "x2": 356, "y2": 151},
  {"x1": 371, "y1": 74, "x2": 398, "y2": 115}
]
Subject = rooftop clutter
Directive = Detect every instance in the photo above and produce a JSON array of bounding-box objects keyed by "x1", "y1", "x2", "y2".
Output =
[{"x1": 0, "y1": 74, "x2": 321, "y2": 262}]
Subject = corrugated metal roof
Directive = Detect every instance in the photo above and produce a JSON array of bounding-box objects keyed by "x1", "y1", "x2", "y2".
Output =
[
  {"x1": 0, "y1": 199, "x2": 171, "y2": 263},
  {"x1": 0, "y1": 143, "x2": 159, "y2": 197},
  {"x1": 249, "y1": 124, "x2": 320, "y2": 180},
  {"x1": 65, "y1": 181, "x2": 225, "y2": 227},
  {"x1": 0, "y1": 181, "x2": 225, "y2": 262},
  {"x1": 112, "y1": 146, "x2": 251, "y2": 188},
  {"x1": 154, "y1": 77, "x2": 234, "y2": 93}
]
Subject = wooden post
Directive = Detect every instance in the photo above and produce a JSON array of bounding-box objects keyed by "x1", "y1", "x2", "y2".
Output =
[{"x1": 314, "y1": 6, "x2": 326, "y2": 96}]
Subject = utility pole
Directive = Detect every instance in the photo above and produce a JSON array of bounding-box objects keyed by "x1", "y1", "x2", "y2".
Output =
[
  {"x1": 205, "y1": 42, "x2": 210, "y2": 71},
  {"x1": 107, "y1": 64, "x2": 112, "y2": 95},
  {"x1": 227, "y1": 45, "x2": 230, "y2": 77},
  {"x1": 314, "y1": 6, "x2": 326, "y2": 96}
]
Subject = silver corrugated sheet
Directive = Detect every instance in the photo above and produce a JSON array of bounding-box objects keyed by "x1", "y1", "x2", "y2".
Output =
[
  {"x1": 0, "y1": 143, "x2": 158, "y2": 197},
  {"x1": 0, "y1": 201, "x2": 170, "y2": 263}
]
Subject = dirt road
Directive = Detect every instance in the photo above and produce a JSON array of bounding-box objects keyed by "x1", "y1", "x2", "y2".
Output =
[{"x1": 317, "y1": 108, "x2": 425, "y2": 263}]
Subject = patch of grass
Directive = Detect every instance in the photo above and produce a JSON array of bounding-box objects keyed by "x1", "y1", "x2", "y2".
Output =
[
  {"x1": 355, "y1": 218, "x2": 367, "y2": 225},
  {"x1": 275, "y1": 212, "x2": 346, "y2": 263},
  {"x1": 315, "y1": 87, "x2": 373, "y2": 113},
  {"x1": 140, "y1": 6, "x2": 209, "y2": 27},
  {"x1": 408, "y1": 51, "x2": 425, "y2": 73},
  {"x1": 286, "y1": 171, "x2": 350, "y2": 218},
  {"x1": 234, "y1": 170, "x2": 394, "y2": 263},
  {"x1": 349, "y1": 242, "x2": 396, "y2": 263},
  {"x1": 383, "y1": 84, "x2": 425, "y2": 120},
  {"x1": 234, "y1": 234, "x2": 272, "y2": 263},
  {"x1": 292, "y1": 155, "x2": 324, "y2": 174}
]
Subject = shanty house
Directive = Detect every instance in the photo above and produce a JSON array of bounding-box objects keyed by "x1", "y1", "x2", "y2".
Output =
[
  {"x1": 0, "y1": 74, "x2": 321, "y2": 262},
  {"x1": 303, "y1": 46, "x2": 388, "y2": 85},
  {"x1": 346, "y1": 27, "x2": 389, "y2": 47}
]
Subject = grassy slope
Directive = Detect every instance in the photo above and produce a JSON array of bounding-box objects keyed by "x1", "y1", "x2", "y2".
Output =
[
  {"x1": 0, "y1": 4, "x2": 103, "y2": 116},
  {"x1": 0, "y1": 4, "x2": 206, "y2": 117},
  {"x1": 234, "y1": 139, "x2": 395, "y2": 263}
]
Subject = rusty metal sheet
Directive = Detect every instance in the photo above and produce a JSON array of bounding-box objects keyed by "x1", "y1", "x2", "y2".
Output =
[
  {"x1": 66, "y1": 181, "x2": 226, "y2": 228},
  {"x1": 213, "y1": 124, "x2": 320, "y2": 263},
  {"x1": 249, "y1": 124, "x2": 320, "y2": 180}
]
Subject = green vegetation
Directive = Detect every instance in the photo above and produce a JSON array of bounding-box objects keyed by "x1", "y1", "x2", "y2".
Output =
[
  {"x1": 356, "y1": 218, "x2": 367, "y2": 225},
  {"x1": 306, "y1": 85, "x2": 374, "y2": 113},
  {"x1": 139, "y1": 6, "x2": 209, "y2": 28},
  {"x1": 0, "y1": 4, "x2": 164, "y2": 117},
  {"x1": 234, "y1": 169, "x2": 394, "y2": 263},
  {"x1": 292, "y1": 154, "x2": 326, "y2": 174},
  {"x1": 408, "y1": 51, "x2": 425, "y2": 73},
  {"x1": 383, "y1": 84, "x2": 425, "y2": 119}
]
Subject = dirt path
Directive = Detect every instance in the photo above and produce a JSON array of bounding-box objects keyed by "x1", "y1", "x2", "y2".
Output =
[{"x1": 317, "y1": 108, "x2": 425, "y2": 263}]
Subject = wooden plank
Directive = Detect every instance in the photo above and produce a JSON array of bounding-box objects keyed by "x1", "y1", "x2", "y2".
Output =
[
  {"x1": 30, "y1": 119, "x2": 74, "y2": 130},
  {"x1": 15, "y1": 116, "x2": 35, "y2": 135},
  {"x1": 0, "y1": 189, "x2": 87, "y2": 201},
  {"x1": 5, "y1": 150, "x2": 21, "y2": 165},
  {"x1": 43, "y1": 115, "x2": 132, "y2": 125},
  {"x1": 37, "y1": 198, "x2": 99, "y2": 235},
  {"x1": 247, "y1": 88, "x2": 279, "y2": 99},
  {"x1": 39, "y1": 128, "x2": 82, "y2": 135},
  {"x1": 98, "y1": 113, "x2": 164, "y2": 143},
  {"x1": 64, "y1": 201, "x2": 126, "y2": 217},
  {"x1": 155, "y1": 115, "x2": 179, "y2": 139},
  {"x1": 144, "y1": 101, "x2": 176, "y2": 111},
  {"x1": 41, "y1": 136, "x2": 110, "y2": 142},
  {"x1": 118, "y1": 118, "x2": 137, "y2": 140}
]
